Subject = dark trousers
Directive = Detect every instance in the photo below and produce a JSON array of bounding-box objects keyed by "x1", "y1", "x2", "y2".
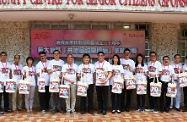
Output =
[
  {"x1": 96, "y1": 86, "x2": 109, "y2": 111},
  {"x1": 160, "y1": 82, "x2": 171, "y2": 111},
  {"x1": 183, "y1": 87, "x2": 187, "y2": 109},
  {"x1": 80, "y1": 84, "x2": 94, "y2": 111},
  {"x1": 121, "y1": 84, "x2": 125, "y2": 110},
  {"x1": 39, "y1": 86, "x2": 50, "y2": 111},
  {"x1": 137, "y1": 94, "x2": 145, "y2": 109},
  {"x1": 126, "y1": 89, "x2": 132, "y2": 109},
  {"x1": 110, "y1": 86, "x2": 121, "y2": 110},
  {"x1": 0, "y1": 86, "x2": 10, "y2": 110},
  {"x1": 147, "y1": 77, "x2": 159, "y2": 111}
]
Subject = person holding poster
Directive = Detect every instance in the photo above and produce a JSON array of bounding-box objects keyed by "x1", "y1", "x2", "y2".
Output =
[
  {"x1": 159, "y1": 56, "x2": 174, "y2": 113},
  {"x1": 77, "y1": 53, "x2": 95, "y2": 114},
  {"x1": 22, "y1": 57, "x2": 36, "y2": 113},
  {"x1": 95, "y1": 51, "x2": 112, "y2": 115},
  {"x1": 146, "y1": 51, "x2": 162, "y2": 114},
  {"x1": 170, "y1": 54, "x2": 183, "y2": 111},
  {"x1": 0, "y1": 52, "x2": 12, "y2": 114},
  {"x1": 182, "y1": 56, "x2": 187, "y2": 112},
  {"x1": 62, "y1": 53, "x2": 78, "y2": 114},
  {"x1": 47, "y1": 50, "x2": 64, "y2": 114},
  {"x1": 10, "y1": 54, "x2": 23, "y2": 111},
  {"x1": 36, "y1": 51, "x2": 50, "y2": 114},
  {"x1": 135, "y1": 54, "x2": 148, "y2": 112},
  {"x1": 120, "y1": 48, "x2": 135, "y2": 112},
  {"x1": 110, "y1": 54, "x2": 124, "y2": 113}
]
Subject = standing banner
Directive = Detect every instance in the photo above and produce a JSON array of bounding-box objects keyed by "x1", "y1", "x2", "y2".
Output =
[{"x1": 31, "y1": 30, "x2": 145, "y2": 58}]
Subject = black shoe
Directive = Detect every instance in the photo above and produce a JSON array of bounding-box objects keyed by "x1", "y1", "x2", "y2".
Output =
[
  {"x1": 81, "y1": 110, "x2": 85, "y2": 114},
  {"x1": 4, "y1": 108, "x2": 12, "y2": 112},
  {"x1": 102, "y1": 110, "x2": 106, "y2": 115},
  {"x1": 165, "y1": 108, "x2": 170, "y2": 113},
  {"x1": 0, "y1": 110, "x2": 4, "y2": 114},
  {"x1": 51, "y1": 109, "x2": 56, "y2": 114},
  {"x1": 97, "y1": 110, "x2": 102, "y2": 114},
  {"x1": 89, "y1": 110, "x2": 94, "y2": 114},
  {"x1": 125, "y1": 108, "x2": 130, "y2": 112},
  {"x1": 175, "y1": 107, "x2": 181, "y2": 111},
  {"x1": 182, "y1": 108, "x2": 187, "y2": 112},
  {"x1": 121, "y1": 108, "x2": 125, "y2": 112},
  {"x1": 57, "y1": 108, "x2": 63, "y2": 113}
]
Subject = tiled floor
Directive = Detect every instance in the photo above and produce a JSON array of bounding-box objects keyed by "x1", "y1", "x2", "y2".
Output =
[{"x1": 1, "y1": 109, "x2": 187, "y2": 122}]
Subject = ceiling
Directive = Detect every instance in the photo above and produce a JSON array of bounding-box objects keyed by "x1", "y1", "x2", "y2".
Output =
[{"x1": 0, "y1": 10, "x2": 187, "y2": 23}]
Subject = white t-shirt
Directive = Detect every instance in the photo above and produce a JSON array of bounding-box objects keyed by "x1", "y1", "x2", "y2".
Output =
[
  {"x1": 36, "y1": 60, "x2": 50, "y2": 86},
  {"x1": 47, "y1": 59, "x2": 64, "y2": 78},
  {"x1": 183, "y1": 64, "x2": 187, "y2": 72},
  {"x1": 160, "y1": 65, "x2": 175, "y2": 82},
  {"x1": 147, "y1": 61, "x2": 162, "y2": 78},
  {"x1": 0, "y1": 62, "x2": 11, "y2": 86},
  {"x1": 171, "y1": 63, "x2": 183, "y2": 80},
  {"x1": 94, "y1": 61, "x2": 112, "y2": 86},
  {"x1": 109, "y1": 64, "x2": 124, "y2": 85},
  {"x1": 62, "y1": 63, "x2": 78, "y2": 85},
  {"x1": 22, "y1": 66, "x2": 36, "y2": 86},
  {"x1": 77, "y1": 63, "x2": 95, "y2": 85},
  {"x1": 135, "y1": 64, "x2": 148, "y2": 80},
  {"x1": 120, "y1": 58, "x2": 135, "y2": 76},
  {"x1": 10, "y1": 63, "x2": 23, "y2": 84}
]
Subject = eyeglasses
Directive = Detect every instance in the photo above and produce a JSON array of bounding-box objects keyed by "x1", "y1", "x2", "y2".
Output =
[{"x1": 1, "y1": 55, "x2": 7, "y2": 56}]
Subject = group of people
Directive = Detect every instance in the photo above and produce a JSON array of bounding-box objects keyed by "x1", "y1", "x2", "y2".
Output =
[{"x1": 0, "y1": 48, "x2": 187, "y2": 115}]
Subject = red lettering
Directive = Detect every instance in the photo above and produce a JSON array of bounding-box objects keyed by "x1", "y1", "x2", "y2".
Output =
[{"x1": 67, "y1": 0, "x2": 83, "y2": 4}]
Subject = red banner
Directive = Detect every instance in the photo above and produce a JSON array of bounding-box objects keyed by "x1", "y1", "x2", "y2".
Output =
[{"x1": 31, "y1": 29, "x2": 145, "y2": 58}]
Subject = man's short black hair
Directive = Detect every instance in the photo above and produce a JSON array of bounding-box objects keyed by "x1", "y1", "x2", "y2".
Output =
[
  {"x1": 149, "y1": 51, "x2": 157, "y2": 56},
  {"x1": 14, "y1": 55, "x2": 20, "y2": 59},
  {"x1": 163, "y1": 56, "x2": 170, "y2": 60},
  {"x1": 174, "y1": 54, "x2": 180, "y2": 58},
  {"x1": 53, "y1": 50, "x2": 60, "y2": 54},
  {"x1": 0, "y1": 52, "x2": 7, "y2": 56},
  {"x1": 82, "y1": 53, "x2": 90, "y2": 59},
  {"x1": 124, "y1": 48, "x2": 131, "y2": 53},
  {"x1": 97, "y1": 51, "x2": 105, "y2": 55},
  {"x1": 39, "y1": 51, "x2": 46, "y2": 55}
]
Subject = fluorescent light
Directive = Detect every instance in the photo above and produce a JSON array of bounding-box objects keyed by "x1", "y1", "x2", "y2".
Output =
[{"x1": 123, "y1": 25, "x2": 130, "y2": 29}]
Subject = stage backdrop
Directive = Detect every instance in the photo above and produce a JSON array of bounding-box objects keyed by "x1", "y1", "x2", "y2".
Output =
[{"x1": 31, "y1": 30, "x2": 145, "y2": 58}]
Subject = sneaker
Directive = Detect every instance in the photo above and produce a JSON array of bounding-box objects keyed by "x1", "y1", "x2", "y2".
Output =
[
  {"x1": 71, "y1": 110, "x2": 76, "y2": 114},
  {"x1": 175, "y1": 107, "x2": 181, "y2": 111},
  {"x1": 153, "y1": 110, "x2": 158, "y2": 114},
  {"x1": 102, "y1": 110, "x2": 106, "y2": 115},
  {"x1": 145, "y1": 109, "x2": 154, "y2": 112},
  {"x1": 81, "y1": 110, "x2": 85, "y2": 114},
  {"x1": 182, "y1": 108, "x2": 187, "y2": 112},
  {"x1": 41, "y1": 110, "x2": 45, "y2": 114},
  {"x1": 112, "y1": 110, "x2": 115, "y2": 113},
  {"x1": 136, "y1": 108, "x2": 141, "y2": 111}
]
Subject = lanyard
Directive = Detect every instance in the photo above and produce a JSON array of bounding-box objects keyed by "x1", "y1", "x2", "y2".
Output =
[
  {"x1": 29, "y1": 66, "x2": 34, "y2": 77},
  {"x1": 15, "y1": 64, "x2": 19, "y2": 70},
  {"x1": 99, "y1": 61, "x2": 105, "y2": 69},
  {"x1": 1, "y1": 62, "x2": 7, "y2": 69}
]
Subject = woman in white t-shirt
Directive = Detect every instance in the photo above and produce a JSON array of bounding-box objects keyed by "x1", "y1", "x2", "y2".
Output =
[
  {"x1": 110, "y1": 54, "x2": 124, "y2": 113},
  {"x1": 77, "y1": 53, "x2": 95, "y2": 114},
  {"x1": 22, "y1": 57, "x2": 36, "y2": 113},
  {"x1": 135, "y1": 54, "x2": 148, "y2": 112}
]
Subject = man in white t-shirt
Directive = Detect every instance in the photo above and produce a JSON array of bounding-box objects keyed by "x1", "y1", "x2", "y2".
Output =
[
  {"x1": 120, "y1": 48, "x2": 135, "y2": 112},
  {"x1": 0, "y1": 52, "x2": 12, "y2": 114},
  {"x1": 170, "y1": 54, "x2": 183, "y2": 111},
  {"x1": 47, "y1": 50, "x2": 64, "y2": 114},
  {"x1": 159, "y1": 56, "x2": 174, "y2": 112},
  {"x1": 146, "y1": 51, "x2": 162, "y2": 113},
  {"x1": 95, "y1": 51, "x2": 112, "y2": 115},
  {"x1": 62, "y1": 53, "x2": 78, "y2": 114},
  {"x1": 36, "y1": 51, "x2": 50, "y2": 114},
  {"x1": 10, "y1": 54, "x2": 23, "y2": 111}
]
